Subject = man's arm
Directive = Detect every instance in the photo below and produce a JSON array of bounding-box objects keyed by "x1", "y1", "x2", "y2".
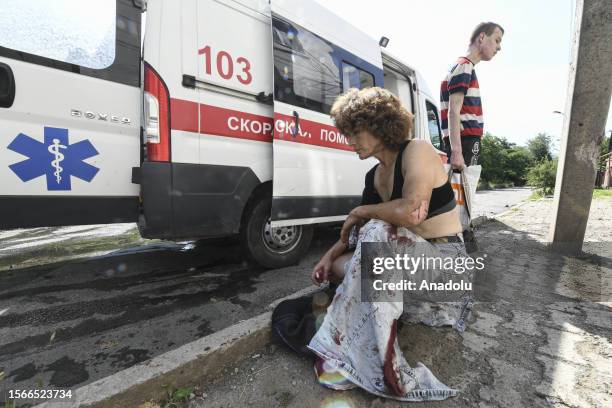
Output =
[{"x1": 448, "y1": 92, "x2": 465, "y2": 170}]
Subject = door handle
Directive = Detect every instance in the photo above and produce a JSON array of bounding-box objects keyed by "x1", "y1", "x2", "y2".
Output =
[
  {"x1": 0, "y1": 62, "x2": 16, "y2": 108},
  {"x1": 291, "y1": 110, "x2": 300, "y2": 137}
]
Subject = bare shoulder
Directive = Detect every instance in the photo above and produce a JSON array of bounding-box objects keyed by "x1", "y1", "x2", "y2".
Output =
[
  {"x1": 403, "y1": 139, "x2": 437, "y2": 163},
  {"x1": 400, "y1": 140, "x2": 438, "y2": 181},
  {"x1": 400, "y1": 139, "x2": 439, "y2": 192}
]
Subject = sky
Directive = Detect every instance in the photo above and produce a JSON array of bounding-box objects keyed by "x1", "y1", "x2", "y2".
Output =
[{"x1": 316, "y1": 0, "x2": 611, "y2": 148}]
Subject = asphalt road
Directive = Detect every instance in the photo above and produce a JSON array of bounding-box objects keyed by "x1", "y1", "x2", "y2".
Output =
[
  {"x1": 471, "y1": 187, "x2": 533, "y2": 218},
  {"x1": 0, "y1": 188, "x2": 532, "y2": 401}
]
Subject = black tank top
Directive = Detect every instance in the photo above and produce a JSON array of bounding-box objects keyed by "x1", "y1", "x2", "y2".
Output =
[{"x1": 360, "y1": 140, "x2": 456, "y2": 219}]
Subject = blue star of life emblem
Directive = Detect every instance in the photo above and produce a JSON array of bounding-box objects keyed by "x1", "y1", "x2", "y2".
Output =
[{"x1": 7, "y1": 127, "x2": 99, "y2": 191}]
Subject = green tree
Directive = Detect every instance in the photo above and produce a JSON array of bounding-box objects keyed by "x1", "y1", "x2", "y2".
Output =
[
  {"x1": 527, "y1": 132, "x2": 553, "y2": 162},
  {"x1": 527, "y1": 159, "x2": 558, "y2": 195},
  {"x1": 480, "y1": 133, "x2": 510, "y2": 184},
  {"x1": 480, "y1": 133, "x2": 533, "y2": 186},
  {"x1": 506, "y1": 146, "x2": 533, "y2": 186}
]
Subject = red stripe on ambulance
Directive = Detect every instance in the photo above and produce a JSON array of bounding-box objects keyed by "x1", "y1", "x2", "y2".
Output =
[
  {"x1": 200, "y1": 104, "x2": 273, "y2": 143},
  {"x1": 170, "y1": 98, "x2": 199, "y2": 133},
  {"x1": 169, "y1": 98, "x2": 354, "y2": 152},
  {"x1": 273, "y1": 112, "x2": 354, "y2": 152}
]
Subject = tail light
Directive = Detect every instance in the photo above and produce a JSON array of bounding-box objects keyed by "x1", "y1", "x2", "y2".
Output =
[{"x1": 143, "y1": 62, "x2": 170, "y2": 162}]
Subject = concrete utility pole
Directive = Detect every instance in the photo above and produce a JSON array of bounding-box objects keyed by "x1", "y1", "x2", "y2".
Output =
[{"x1": 548, "y1": 0, "x2": 612, "y2": 254}]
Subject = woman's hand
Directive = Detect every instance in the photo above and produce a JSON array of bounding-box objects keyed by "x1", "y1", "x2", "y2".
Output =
[
  {"x1": 340, "y1": 208, "x2": 365, "y2": 244},
  {"x1": 312, "y1": 255, "x2": 333, "y2": 285}
]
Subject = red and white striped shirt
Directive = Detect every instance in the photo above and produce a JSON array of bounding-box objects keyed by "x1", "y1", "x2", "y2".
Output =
[{"x1": 440, "y1": 57, "x2": 483, "y2": 138}]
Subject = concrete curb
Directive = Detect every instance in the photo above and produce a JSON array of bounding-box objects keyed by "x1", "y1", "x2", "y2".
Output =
[
  {"x1": 267, "y1": 285, "x2": 321, "y2": 311},
  {"x1": 35, "y1": 286, "x2": 321, "y2": 408}
]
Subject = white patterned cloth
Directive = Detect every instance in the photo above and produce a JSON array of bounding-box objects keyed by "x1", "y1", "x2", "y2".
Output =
[{"x1": 308, "y1": 219, "x2": 473, "y2": 401}]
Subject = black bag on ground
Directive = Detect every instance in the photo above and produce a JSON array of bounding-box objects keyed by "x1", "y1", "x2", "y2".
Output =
[
  {"x1": 271, "y1": 286, "x2": 336, "y2": 358},
  {"x1": 271, "y1": 296, "x2": 317, "y2": 358}
]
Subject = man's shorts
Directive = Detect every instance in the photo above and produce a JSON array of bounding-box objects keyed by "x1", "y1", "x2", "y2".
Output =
[{"x1": 442, "y1": 136, "x2": 481, "y2": 166}]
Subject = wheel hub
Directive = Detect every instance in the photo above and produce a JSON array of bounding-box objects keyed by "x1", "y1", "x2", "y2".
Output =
[{"x1": 262, "y1": 218, "x2": 302, "y2": 254}]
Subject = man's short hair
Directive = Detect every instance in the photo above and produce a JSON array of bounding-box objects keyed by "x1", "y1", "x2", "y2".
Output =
[{"x1": 470, "y1": 22, "x2": 504, "y2": 45}]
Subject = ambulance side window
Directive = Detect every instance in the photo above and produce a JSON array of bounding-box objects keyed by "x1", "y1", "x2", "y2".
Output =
[
  {"x1": 426, "y1": 101, "x2": 442, "y2": 150},
  {"x1": 272, "y1": 17, "x2": 341, "y2": 114},
  {"x1": 0, "y1": 0, "x2": 140, "y2": 87},
  {"x1": 342, "y1": 62, "x2": 374, "y2": 91},
  {"x1": 0, "y1": 0, "x2": 115, "y2": 69}
]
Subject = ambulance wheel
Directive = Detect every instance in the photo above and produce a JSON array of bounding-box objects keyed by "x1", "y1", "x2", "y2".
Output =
[{"x1": 241, "y1": 196, "x2": 313, "y2": 269}]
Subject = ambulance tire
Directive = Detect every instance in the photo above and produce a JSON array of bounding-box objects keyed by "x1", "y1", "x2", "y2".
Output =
[{"x1": 241, "y1": 196, "x2": 313, "y2": 269}]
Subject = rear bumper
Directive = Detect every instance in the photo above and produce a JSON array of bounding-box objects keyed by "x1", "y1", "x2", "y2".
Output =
[{"x1": 137, "y1": 162, "x2": 260, "y2": 240}]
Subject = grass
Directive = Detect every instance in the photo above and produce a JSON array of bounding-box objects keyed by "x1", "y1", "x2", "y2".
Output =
[
  {"x1": 528, "y1": 188, "x2": 612, "y2": 201},
  {"x1": 593, "y1": 188, "x2": 612, "y2": 199},
  {"x1": 529, "y1": 190, "x2": 549, "y2": 201},
  {"x1": 157, "y1": 385, "x2": 194, "y2": 408}
]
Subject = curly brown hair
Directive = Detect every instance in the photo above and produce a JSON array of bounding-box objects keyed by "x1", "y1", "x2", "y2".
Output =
[{"x1": 330, "y1": 87, "x2": 414, "y2": 151}]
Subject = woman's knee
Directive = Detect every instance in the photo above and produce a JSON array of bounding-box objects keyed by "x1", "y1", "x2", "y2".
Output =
[
  {"x1": 359, "y1": 219, "x2": 422, "y2": 246},
  {"x1": 329, "y1": 252, "x2": 352, "y2": 284},
  {"x1": 359, "y1": 219, "x2": 392, "y2": 242}
]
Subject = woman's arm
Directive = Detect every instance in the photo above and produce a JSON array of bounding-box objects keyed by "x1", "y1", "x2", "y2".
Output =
[
  {"x1": 340, "y1": 200, "x2": 428, "y2": 243},
  {"x1": 340, "y1": 141, "x2": 436, "y2": 242},
  {"x1": 325, "y1": 239, "x2": 349, "y2": 261},
  {"x1": 312, "y1": 238, "x2": 347, "y2": 284}
]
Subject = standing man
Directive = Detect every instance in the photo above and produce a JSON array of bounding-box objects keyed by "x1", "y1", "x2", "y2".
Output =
[{"x1": 440, "y1": 22, "x2": 504, "y2": 169}]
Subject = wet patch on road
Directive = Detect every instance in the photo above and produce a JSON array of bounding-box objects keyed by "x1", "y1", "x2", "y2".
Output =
[
  {"x1": 0, "y1": 248, "x2": 230, "y2": 299},
  {"x1": 196, "y1": 320, "x2": 212, "y2": 337},
  {"x1": 108, "y1": 347, "x2": 152, "y2": 370},
  {"x1": 8, "y1": 362, "x2": 38, "y2": 382},
  {"x1": 36, "y1": 295, "x2": 65, "y2": 304},
  {"x1": 45, "y1": 356, "x2": 89, "y2": 388}
]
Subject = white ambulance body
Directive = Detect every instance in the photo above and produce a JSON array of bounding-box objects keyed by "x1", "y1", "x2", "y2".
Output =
[{"x1": 0, "y1": 0, "x2": 446, "y2": 267}]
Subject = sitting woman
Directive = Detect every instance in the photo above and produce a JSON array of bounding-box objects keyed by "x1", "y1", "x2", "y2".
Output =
[{"x1": 308, "y1": 87, "x2": 472, "y2": 401}]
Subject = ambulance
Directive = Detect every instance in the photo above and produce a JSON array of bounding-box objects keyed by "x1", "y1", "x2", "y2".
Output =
[{"x1": 0, "y1": 0, "x2": 445, "y2": 267}]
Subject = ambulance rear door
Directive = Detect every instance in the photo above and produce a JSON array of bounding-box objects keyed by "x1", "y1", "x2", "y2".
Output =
[
  {"x1": 0, "y1": 0, "x2": 141, "y2": 228},
  {"x1": 269, "y1": 0, "x2": 384, "y2": 227}
]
